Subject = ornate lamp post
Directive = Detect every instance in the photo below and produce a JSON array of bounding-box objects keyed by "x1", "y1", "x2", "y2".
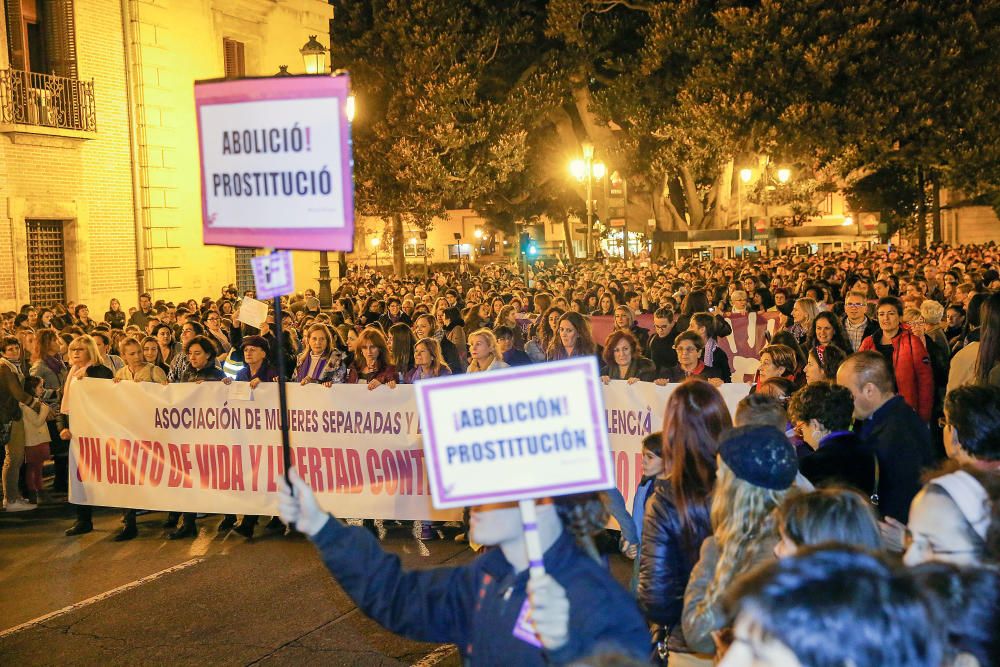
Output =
[{"x1": 570, "y1": 142, "x2": 605, "y2": 259}]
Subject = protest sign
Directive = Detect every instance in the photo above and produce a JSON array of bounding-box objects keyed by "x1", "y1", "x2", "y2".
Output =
[
  {"x1": 67, "y1": 379, "x2": 750, "y2": 518},
  {"x1": 237, "y1": 296, "x2": 268, "y2": 330},
  {"x1": 195, "y1": 74, "x2": 354, "y2": 251},
  {"x1": 415, "y1": 357, "x2": 614, "y2": 509},
  {"x1": 251, "y1": 251, "x2": 294, "y2": 300}
]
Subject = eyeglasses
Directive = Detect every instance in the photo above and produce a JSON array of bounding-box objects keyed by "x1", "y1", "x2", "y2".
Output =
[{"x1": 845, "y1": 302, "x2": 865, "y2": 308}]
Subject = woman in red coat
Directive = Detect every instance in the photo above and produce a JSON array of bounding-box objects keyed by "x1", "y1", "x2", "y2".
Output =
[{"x1": 859, "y1": 297, "x2": 933, "y2": 422}]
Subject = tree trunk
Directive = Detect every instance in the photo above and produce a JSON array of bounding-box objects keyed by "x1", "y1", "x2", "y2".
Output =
[
  {"x1": 714, "y1": 159, "x2": 734, "y2": 230},
  {"x1": 562, "y1": 217, "x2": 576, "y2": 263},
  {"x1": 930, "y1": 171, "x2": 942, "y2": 244},
  {"x1": 391, "y1": 214, "x2": 407, "y2": 277},
  {"x1": 916, "y1": 167, "x2": 927, "y2": 250},
  {"x1": 679, "y1": 165, "x2": 704, "y2": 229}
]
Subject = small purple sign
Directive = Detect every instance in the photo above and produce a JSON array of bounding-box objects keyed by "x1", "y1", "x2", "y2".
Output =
[{"x1": 251, "y1": 251, "x2": 295, "y2": 300}]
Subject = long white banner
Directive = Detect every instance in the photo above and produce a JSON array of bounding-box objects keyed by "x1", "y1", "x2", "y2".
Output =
[{"x1": 68, "y1": 379, "x2": 749, "y2": 519}]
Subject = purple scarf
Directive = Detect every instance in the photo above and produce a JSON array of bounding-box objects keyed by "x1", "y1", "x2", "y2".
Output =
[
  {"x1": 45, "y1": 355, "x2": 66, "y2": 378},
  {"x1": 295, "y1": 355, "x2": 328, "y2": 382}
]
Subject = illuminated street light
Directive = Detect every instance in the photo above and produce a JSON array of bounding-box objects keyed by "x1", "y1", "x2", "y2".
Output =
[
  {"x1": 345, "y1": 95, "x2": 356, "y2": 122},
  {"x1": 740, "y1": 168, "x2": 753, "y2": 183},
  {"x1": 843, "y1": 216, "x2": 854, "y2": 227},
  {"x1": 474, "y1": 228, "x2": 484, "y2": 239},
  {"x1": 569, "y1": 141, "x2": 604, "y2": 258},
  {"x1": 299, "y1": 35, "x2": 328, "y2": 74},
  {"x1": 592, "y1": 162, "x2": 607, "y2": 180},
  {"x1": 776, "y1": 167, "x2": 791, "y2": 184},
  {"x1": 570, "y1": 159, "x2": 587, "y2": 182}
]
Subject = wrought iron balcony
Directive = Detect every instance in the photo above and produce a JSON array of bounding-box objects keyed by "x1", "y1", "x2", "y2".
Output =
[{"x1": 0, "y1": 68, "x2": 96, "y2": 132}]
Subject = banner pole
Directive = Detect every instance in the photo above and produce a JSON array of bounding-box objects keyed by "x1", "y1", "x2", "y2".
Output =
[
  {"x1": 270, "y1": 250, "x2": 293, "y2": 491},
  {"x1": 518, "y1": 499, "x2": 546, "y2": 580}
]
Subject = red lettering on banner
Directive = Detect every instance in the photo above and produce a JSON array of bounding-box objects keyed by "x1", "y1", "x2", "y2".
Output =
[
  {"x1": 366, "y1": 449, "x2": 381, "y2": 494},
  {"x1": 249, "y1": 445, "x2": 262, "y2": 492},
  {"x1": 78, "y1": 436, "x2": 101, "y2": 482},
  {"x1": 196, "y1": 444, "x2": 212, "y2": 489},
  {"x1": 411, "y1": 449, "x2": 427, "y2": 495},
  {"x1": 320, "y1": 448, "x2": 335, "y2": 490},
  {"x1": 333, "y1": 448, "x2": 350, "y2": 492},
  {"x1": 217, "y1": 445, "x2": 231, "y2": 490},
  {"x1": 381, "y1": 450, "x2": 398, "y2": 495},
  {"x1": 346, "y1": 449, "x2": 363, "y2": 493},
  {"x1": 167, "y1": 443, "x2": 182, "y2": 487},
  {"x1": 231, "y1": 445, "x2": 244, "y2": 491},
  {"x1": 266, "y1": 446, "x2": 285, "y2": 492},
  {"x1": 149, "y1": 441, "x2": 165, "y2": 486},
  {"x1": 106, "y1": 439, "x2": 117, "y2": 484},
  {"x1": 307, "y1": 447, "x2": 323, "y2": 491},
  {"x1": 395, "y1": 451, "x2": 413, "y2": 495},
  {"x1": 180, "y1": 444, "x2": 193, "y2": 488},
  {"x1": 615, "y1": 451, "x2": 630, "y2": 502},
  {"x1": 118, "y1": 439, "x2": 131, "y2": 485},
  {"x1": 128, "y1": 438, "x2": 140, "y2": 485}
]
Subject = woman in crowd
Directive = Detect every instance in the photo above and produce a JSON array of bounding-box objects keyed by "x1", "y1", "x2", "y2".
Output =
[
  {"x1": 688, "y1": 312, "x2": 732, "y2": 383},
  {"x1": 546, "y1": 311, "x2": 597, "y2": 361},
  {"x1": 387, "y1": 323, "x2": 418, "y2": 382},
  {"x1": 295, "y1": 323, "x2": 346, "y2": 385},
  {"x1": 613, "y1": 305, "x2": 650, "y2": 350},
  {"x1": 595, "y1": 292, "x2": 616, "y2": 316},
  {"x1": 805, "y1": 311, "x2": 852, "y2": 356},
  {"x1": 203, "y1": 311, "x2": 233, "y2": 355},
  {"x1": 640, "y1": 379, "x2": 732, "y2": 664},
  {"x1": 405, "y1": 337, "x2": 451, "y2": 383},
  {"x1": 526, "y1": 305, "x2": 564, "y2": 362},
  {"x1": 495, "y1": 304, "x2": 524, "y2": 351},
  {"x1": 441, "y1": 306, "x2": 468, "y2": 370},
  {"x1": 600, "y1": 330, "x2": 656, "y2": 384},
  {"x1": 466, "y1": 328, "x2": 510, "y2": 373},
  {"x1": 787, "y1": 297, "x2": 818, "y2": 346},
  {"x1": 682, "y1": 425, "x2": 799, "y2": 656},
  {"x1": 656, "y1": 332, "x2": 726, "y2": 385},
  {"x1": 74, "y1": 304, "x2": 96, "y2": 333},
  {"x1": 802, "y1": 343, "x2": 847, "y2": 383},
  {"x1": 412, "y1": 313, "x2": 463, "y2": 375},
  {"x1": 104, "y1": 298, "x2": 126, "y2": 329},
  {"x1": 751, "y1": 344, "x2": 799, "y2": 393},
  {"x1": 973, "y1": 291, "x2": 1000, "y2": 386},
  {"x1": 235, "y1": 336, "x2": 279, "y2": 387},
  {"x1": 61, "y1": 335, "x2": 116, "y2": 536},
  {"x1": 167, "y1": 335, "x2": 232, "y2": 539},
  {"x1": 860, "y1": 296, "x2": 934, "y2": 422},
  {"x1": 154, "y1": 323, "x2": 181, "y2": 366},
  {"x1": 346, "y1": 328, "x2": 397, "y2": 389},
  {"x1": 141, "y1": 335, "x2": 171, "y2": 377},
  {"x1": 773, "y1": 488, "x2": 883, "y2": 557}
]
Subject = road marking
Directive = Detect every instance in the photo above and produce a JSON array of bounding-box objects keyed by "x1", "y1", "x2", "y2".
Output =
[
  {"x1": 411, "y1": 644, "x2": 458, "y2": 666},
  {"x1": 0, "y1": 557, "x2": 204, "y2": 639}
]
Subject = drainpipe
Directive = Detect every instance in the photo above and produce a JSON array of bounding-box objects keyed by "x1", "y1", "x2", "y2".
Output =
[{"x1": 121, "y1": 0, "x2": 148, "y2": 297}]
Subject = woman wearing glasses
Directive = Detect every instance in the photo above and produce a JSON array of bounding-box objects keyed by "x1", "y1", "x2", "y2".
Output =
[{"x1": 656, "y1": 332, "x2": 727, "y2": 384}]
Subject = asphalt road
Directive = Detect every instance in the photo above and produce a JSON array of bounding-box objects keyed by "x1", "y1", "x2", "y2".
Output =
[{"x1": 0, "y1": 498, "x2": 474, "y2": 666}]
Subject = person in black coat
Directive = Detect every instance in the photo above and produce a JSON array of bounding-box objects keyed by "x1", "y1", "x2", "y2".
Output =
[
  {"x1": 788, "y1": 382, "x2": 876, "y2": 497},
  {"x1": 412, "y1": 313, "x2": 463, "y2": 375},
  {"x1": 836, "y1": 352, "x2": 936, "y2": 523},
  {"x1": 60, "y1": 335, "x2": 116, "y2": 536},
  {"x1": 646, "y1": 307, "x2": 679, "y2": 372}
]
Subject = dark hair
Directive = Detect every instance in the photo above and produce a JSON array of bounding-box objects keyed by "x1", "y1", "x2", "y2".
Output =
[
  {"x1": 24, "y1": 374, "x2": 44, "y2": 395},
  {"x1": 944, "y1": 384, "x2": 1000, "y2": 461},
  {"x1": 726, "y1": 547, "x2": 944, "y2": 667},
  {"x1": 876, "y1": 295, "x2": 903, "y2": 317},
  {"x1": 642, "y1": 431, "x2": 663, "y2": 456},
  {"x1": 184, "y1": 335, "x2": 218, "y2": 362},
  {"x1": 911, "y1": 562, "x2": 1000, "y2": 666},
  {"x1": 974, "y1": 292, "x2": 1000, "y2": 383},
  {"x1": 680, "y1": 290, "x2": 709, "y2": 317},
  {"x1": 778, "y1": 488, "x2": 882, "y2": 551},
  {"x1": 808, "y1": 343, "x2": 847, "y2": 380},
  {"x1": 663, "y1": 379, "x2": 732, "y2": 551},
  {"x1": 734, "y1": 393, "x2": 786, "y2": 430},
  {"x1": 184, "y1": 321, "x2": 205, "y2": 336},
  {"x1": 152, "y1": 323, "x2": 174, "y2": 340},
  {"x1": 547, "y1": 311, "x2": 596, "y2": 360},
  {"x1": 807, "y1": 311, "x2": 853, "y2": 354},
  {"x1": 788, "y1": 382, "x2": 855, "y2": 432},
  {"x1": 769, "y1": 330, "x2": 806, "y2": 370},
  {"x1": 673, "y1": 330, "x2": 704, "y2": 351},
  {"x1": 493, "y1": 325, "x2": 515, "y2": 341}
]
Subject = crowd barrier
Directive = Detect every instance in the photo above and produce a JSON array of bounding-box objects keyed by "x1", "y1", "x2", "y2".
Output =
[{"x1": 68, "y1": 379, "x2": 750, "y2": 519}]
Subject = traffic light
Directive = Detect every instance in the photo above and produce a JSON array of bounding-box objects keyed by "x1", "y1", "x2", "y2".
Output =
[
  {"x1": 528, "y1": 242, "x2": 538, "y2": 256},
  {"x1": 519, "y1": 232, "x2": 530, "y2": 255}
]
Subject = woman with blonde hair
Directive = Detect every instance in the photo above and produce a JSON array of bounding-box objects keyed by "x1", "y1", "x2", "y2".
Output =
[
  {"x1": 788, "y1": 297, "x2": 819, "y2": 346},
  {"x1": 295, "y1": 323, "x2": 346, "y2": 385},
  {"x1": 681, "y1": 425, "x2": 799, "y2": 658},
  {"x1": 466, "y1": 328, "x2": 509, "y2": 373}
]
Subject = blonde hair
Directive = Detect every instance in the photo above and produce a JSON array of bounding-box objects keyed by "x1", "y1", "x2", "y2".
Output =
[
  {"x1": 919, "y1": 299, "x2": 944, "y2": 325},
  {"x1": 467, "y1": 328, "x2": 499, "y2": 371},
  {"x1": 68, "y1": 334, "x2": 101, "y2": 367},
  {"x1": 794, "y1": 297, "x2": 820, "y2": 327},
  {"x1": 699, "y1": 460, "x2": 796, "y2": 612}
]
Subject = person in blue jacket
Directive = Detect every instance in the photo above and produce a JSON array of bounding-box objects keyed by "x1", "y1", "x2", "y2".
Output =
[{"x1": 278, "y1": 468, "x2": 649, "y2": 665}]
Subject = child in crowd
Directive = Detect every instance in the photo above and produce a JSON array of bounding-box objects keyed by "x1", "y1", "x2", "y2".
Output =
[
  {"x1": 20, "y1": 376, "x2": 51, "y2": 505},
  {"x1": 773, "y1": 488, "x2": 883, "y2": 558}
]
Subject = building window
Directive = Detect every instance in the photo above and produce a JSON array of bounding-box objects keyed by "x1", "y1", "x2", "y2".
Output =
[
  {"x1": 223, "y1": 38, "x2": 245, "y2": 78},
  {"x1": 25, "y1": 218, "x2": 66, "y2": 306},
  {"x1": 448, "y1": 244, "x2": 471, "y2": 260},
  {"x1": 404, "y1": 241, "x2": 426, "y2": 257},
  {"x1": 235, "y1": 247, "x2": 256, "y2": 295}
]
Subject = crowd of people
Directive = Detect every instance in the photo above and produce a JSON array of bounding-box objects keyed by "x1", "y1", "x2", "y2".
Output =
[{"x1": 2, "y1": 241, "x2": 1000, "y2": 665}]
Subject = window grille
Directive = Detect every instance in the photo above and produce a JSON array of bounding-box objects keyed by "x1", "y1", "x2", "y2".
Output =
[
  {"x1": 25, "y1": 219, "x2": 66, "y2": 306},
  {"x1": 223, "y1": 38, "x2": 245, "y2": 78},
  {"x1": 235, "y1": 247, "x2": 256, "y2": 295}
]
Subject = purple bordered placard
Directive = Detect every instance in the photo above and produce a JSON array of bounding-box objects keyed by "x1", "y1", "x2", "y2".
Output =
[
  {"x1": 415, "y1": 356, "x2": 614, "y2": 508},
  {"x1": 194, "y1": 74, "x2": 355, "y2": 252}
]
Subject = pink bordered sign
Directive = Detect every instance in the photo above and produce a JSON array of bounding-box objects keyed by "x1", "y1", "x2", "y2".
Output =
[
  {"x1": 414, "y1": 357, "x2": 615, "y2": 508},
  {"x1": 194, "y1": 73, "x2": 354, "y2": 251}
]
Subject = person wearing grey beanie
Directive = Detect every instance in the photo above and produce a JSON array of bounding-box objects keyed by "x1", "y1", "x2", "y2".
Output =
[{"x1": 681, "y1": 426, "x2": 799, "y2": 658}]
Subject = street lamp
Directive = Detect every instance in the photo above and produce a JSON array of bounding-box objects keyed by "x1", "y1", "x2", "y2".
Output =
[
  {"x1": 299, "y1": 35, "x2": 328, "y2": 74},
  {"x1": 371, "y1": 236, "x2": 380, "y2": 269},
  {"x1": 776, "y1": 167, "x2": 792, "y2": 184},
  {"x1": 569, "y1": 141, "x2": 605, "y2": 259}
]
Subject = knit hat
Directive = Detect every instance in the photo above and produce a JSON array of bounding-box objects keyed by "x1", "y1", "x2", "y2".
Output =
[
  {"x1": 718, "y1": 425, "x2": 798, "y2": 490},
  {"x1": 241, "y1": 335, "x2": 270, "y2": 353}
]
